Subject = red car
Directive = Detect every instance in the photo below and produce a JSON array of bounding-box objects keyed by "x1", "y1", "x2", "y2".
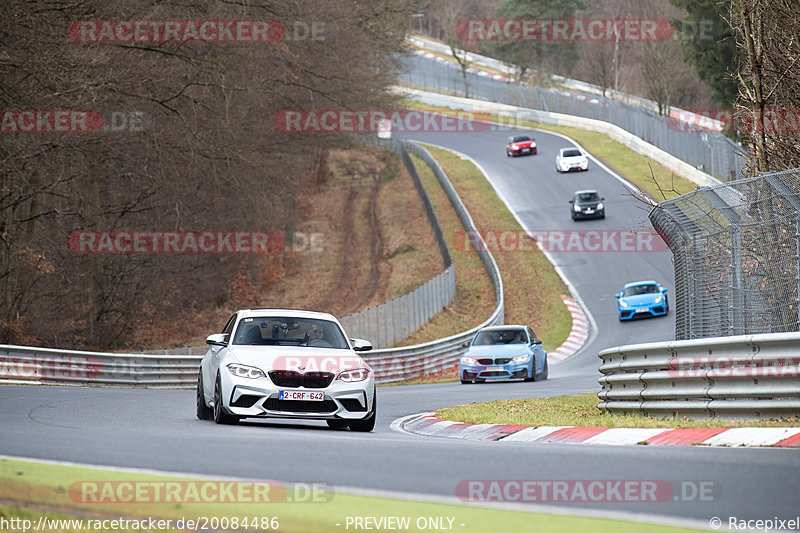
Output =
[{"x1": 506, "y1": 135, "x2": 537, "y2": 156}]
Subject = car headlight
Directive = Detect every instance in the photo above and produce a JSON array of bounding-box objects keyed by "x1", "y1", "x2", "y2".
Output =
[
  {"x1": 573, "y1": 204, "x2": 581, "y2": 212},
  {"x1": 597, "y1": 202, "x2": 604, "y2": 210},
  {"x1": 337, "y1": 368, "x2": 370, "y2": 382},
  {"x1": 619, "y1": 300, "x2": 629, "y2": 308},
  {"x1": 654, "y1": 295, "x2": 663, "y2": 304},
  {"x1": 461, "y1": 356, "x2": 478, "y2": 365},
  {"x1": 511, "y1": 144, "x2": 518, "y2": 150},
  {"x1": 512, "y1": 353, "x2": 531, "y2": 363},
  {"x1": 227, "y1": 363, "x2": 265, "y2": 379}
]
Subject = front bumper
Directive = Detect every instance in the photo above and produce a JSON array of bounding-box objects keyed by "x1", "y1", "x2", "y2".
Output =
[
  {"x1": 221, "y1": 374, "x2": 375, "y2": 420},
  {"x1": 460, "y1": 361, "x2": 532, "y2": 381},
  {"x1": 510, "y1": 146, "x2": 537, "y2": 156},
  {"x1": 573, "y1": 207, "x2": 604, "y2": 219},
  {"x1": 618, "y1": 304, "x2": 667, "y2": 320}
]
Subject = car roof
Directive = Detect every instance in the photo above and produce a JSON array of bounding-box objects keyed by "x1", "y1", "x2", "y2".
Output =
[
  {"x1": 574, "y1": 189, "x2": 598, "y2": 195},
  {"x1": 560, "y1": 147, "x2": 581, "y2": 154},
  {"x1": 623, "y1": 280, "x2": 659, "y2": 288},
  {"x1": 235, "y1": 309, "x2": 339, "y2": 322},
  {"x1": 478, "y1": 325, "x2": 527, "y2": 331}
]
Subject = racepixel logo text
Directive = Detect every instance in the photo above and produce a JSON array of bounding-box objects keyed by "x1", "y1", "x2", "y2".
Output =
[
  {"x1": 454, "y1": 229, "x2": 669, "y2": 253},
  {"x1": 457, "y1": 19, "x2": 674, "y2": 42}
]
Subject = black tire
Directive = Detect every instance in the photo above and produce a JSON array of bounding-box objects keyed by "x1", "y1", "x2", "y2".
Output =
[
  {"x1": 539, "y1": 357, "x2": 549, "y2": 380},
  {"x1": 326, "y1": 419, "x2": 349, "y2": 430},
  {"x1": 196, "y1": 370, "x2": 213, "y2": 420},
  {"x1": 348, "y1": 388, "x2": 376, "y2": 432},
  {"x1": 460, "y1": 379, "x2": 471, "y2": 384},
  {"x1": 213, "y1": 375, "x2": 238, "y2": 425}
]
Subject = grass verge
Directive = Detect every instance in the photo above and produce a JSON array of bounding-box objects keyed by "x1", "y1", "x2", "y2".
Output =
[
  {"x1": 400, "y1": 99, "x2": 699, "y2": 201},
  {"x1": 0, "y1": 457, "x2": 709, "y2": 533},
  {"x1": 438, "y1": 393, "x2": 800, "y2": 428}
]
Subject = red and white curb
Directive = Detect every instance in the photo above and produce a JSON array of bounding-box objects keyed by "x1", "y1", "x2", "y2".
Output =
[
  {"x1": 393, "y1": 412, "x2": 800, "y2": 448},
  {"x1": 547, "y1": 296, "x2": 589, "y2": 363}
]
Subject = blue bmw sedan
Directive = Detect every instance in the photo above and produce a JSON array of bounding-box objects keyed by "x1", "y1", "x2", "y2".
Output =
[{"x1": 460, "y1": 326, "x2": 548, "y2": 384}]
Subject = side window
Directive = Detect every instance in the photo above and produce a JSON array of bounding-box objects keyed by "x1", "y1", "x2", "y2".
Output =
[
  {"x1": 221, "y1": 314, "x2": 237, "y2": 340},
  {"x1": 527, "y1": 327, "x2": 538, "y2": 344}
]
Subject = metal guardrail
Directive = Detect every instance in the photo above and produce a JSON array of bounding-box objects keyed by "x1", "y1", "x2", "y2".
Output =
[
  {"x1": 598, "y1": 332, "x2": 800, "y2": 419},
  {"x1": 339, "y1": 138, "x2": 455, "y2": 348},
  {"x1": 396, "y1": 87, "x2": 720, "y2": 188},
  {"x1": 650, "y1": 168, "x2": 800, "y2": 340},
  {"x1": 0, "y1": 140, "x2": 505, "y2": 387},
  {"x1": 401, "y1": 46, "x2": 747, "y2": 182}
]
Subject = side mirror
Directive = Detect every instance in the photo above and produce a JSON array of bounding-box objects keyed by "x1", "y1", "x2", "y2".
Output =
[
  {"x1": 601, "y1": 197, "x2": 605, "y2": 200},
  {"x1": 569, "y1": 200, "x2": 574, "y2": 204},
  {"x1": 614, "y1": 293, "x2": 621, "y2": 299},
  {"x1": 532, "y1": 338, "x2": 542, "y2": 345},
  {"x1": 351, "y1": 338, "x2": 373, "y2": 352},
  {"x1": 662, "y1": 287, "x2": 668, "y2": 293},
  {"x1": 461, "y1": 341, "x2": 470, "y2": 348},
  {"x1": 206, "y1": 333, "x2": 229, "y2": 347}
]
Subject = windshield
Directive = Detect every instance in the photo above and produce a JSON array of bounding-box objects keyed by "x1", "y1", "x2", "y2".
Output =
[
  {"x1": 512, "y1": 136, "x2": 531, "y2": 143},
  {"x1": 232, "y1": 317, "x2": 349, "y2": 349},
  {"x1": 563, "y1": 149, "x2": 582, "y2": 157},
  {"x1": 576, "y1": 192, "x2": 599, "y2": 202},
  {"x1": 622, "y1": 284, "x2": 659, "y2": 297},
  {"x1": 472, "y1": 329, "x2": 528, "y2": 345}
]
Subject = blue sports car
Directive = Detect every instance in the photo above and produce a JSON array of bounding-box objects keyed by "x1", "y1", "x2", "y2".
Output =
[
  {"x1": 615, "y1": 280, "x2": 669, "y2": 320},
  {"x1": 460, "y1": 325, "x2": 548, "y2": 384}
]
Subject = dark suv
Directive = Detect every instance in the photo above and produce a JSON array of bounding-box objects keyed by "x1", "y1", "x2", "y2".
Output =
[{"x1": 569, "y1": 190, "x2": 605, "y2": 220}]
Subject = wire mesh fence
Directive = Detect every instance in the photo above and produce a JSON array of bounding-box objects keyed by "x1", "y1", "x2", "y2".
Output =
[
  {"x1": 399, "y1": 53, "x2": 747, "y2": 182},
  {"x1": 650, "y1": 168, "x2": 800, "y2": 340}
]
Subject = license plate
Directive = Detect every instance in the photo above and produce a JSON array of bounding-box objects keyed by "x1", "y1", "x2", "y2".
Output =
[
  {"x1": 279, "y1": 390, "x2": 324, "y2": 401},
  {"x1": 635, "y1": 308, "x2": 649, "y2": 314},
  {"x1": 487, "y1": 366, "x2": 505, "y2": 372},
  {"x1": 521, "y1": 148, "x2": 530, "y2": 153},
  {"x1": 585, "y1": 208, "x2": 594, "y2": 213}
]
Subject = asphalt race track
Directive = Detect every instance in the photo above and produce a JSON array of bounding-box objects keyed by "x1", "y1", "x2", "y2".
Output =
[{"x1": 1, "y1": 122, "x2": 799, "y2": 530}]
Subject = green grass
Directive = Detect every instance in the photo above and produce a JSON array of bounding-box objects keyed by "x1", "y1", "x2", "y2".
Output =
[
  {"x1": 0, "y1": 458, "x2": 710, "y2": 533},
  {"x1": 399, "y1": 100, "x2": 699, "y2": 201},
  {"x1": 438, "y1": 393, "x2": 800, "y2": 428}
]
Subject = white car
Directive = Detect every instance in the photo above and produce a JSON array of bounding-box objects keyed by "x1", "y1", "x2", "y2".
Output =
[
  {"x1": 197, "y1": 309, "x2": 376, "y2": 431},
  {"x1": 555, "y1": 147, "x2": 589, "y2": 173}
]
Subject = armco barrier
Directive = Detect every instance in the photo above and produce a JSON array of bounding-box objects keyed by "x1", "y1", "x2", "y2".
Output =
[
  {"x1": 395, "y1": 86, "x2": 721, "y2": 189},
  {"x1": 0, "y1": 140, "x2": 504, "y2": 387},
  {"x1": 598, "y1": 332, "x2": 800, "y2": 419}
]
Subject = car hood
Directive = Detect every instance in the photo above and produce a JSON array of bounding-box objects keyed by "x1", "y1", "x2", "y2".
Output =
[
  {"x1": 620, "y1": 293, "x2": 662, "y2": 306},
  {"x1": 465, "y1": 345, "x2": 531, "y2": 357},
  {"x1": 513, "y1": 140, "x2": 534, "y2": 146},
  {"x1": 225, "y1": 345, "x2": 367, "y2": 373},
  {"x1": 576, "y1": 201, "x2": 601, "y2": 208}
]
